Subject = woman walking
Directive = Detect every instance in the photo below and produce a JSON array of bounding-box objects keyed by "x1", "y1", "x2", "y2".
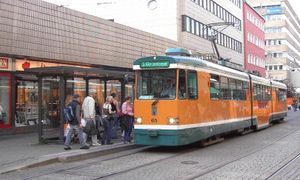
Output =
[{"x1": 121, "y1": 96, "x2": 134, "y2": 143}]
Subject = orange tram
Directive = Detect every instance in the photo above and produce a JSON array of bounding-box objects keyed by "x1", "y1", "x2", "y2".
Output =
[{"x1": 133, "y1": 51, "x2": 287, "y2": 146}]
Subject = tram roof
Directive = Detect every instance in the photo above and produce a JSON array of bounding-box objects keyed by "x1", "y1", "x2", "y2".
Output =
[
  {"x1": 271, "y1": 80, "x2": 287, "y2": 89},
  {"x1": 133, "y1": 55, "x2": 287, "y2": 89},
  {"x1": 134, "y1": 55, "x2": 249, "y2": 80}
]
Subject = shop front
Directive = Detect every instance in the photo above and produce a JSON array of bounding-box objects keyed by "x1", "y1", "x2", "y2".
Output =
[
  {"x1": 0, "y1": 57, "x2": 13, "y2": 129},
  {"x1": 0, "y1": 58, "x2": 134, "y2": 140}
]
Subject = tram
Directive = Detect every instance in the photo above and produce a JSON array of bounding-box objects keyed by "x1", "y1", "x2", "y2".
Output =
[{"x1": 133, "y1": 48, "x2": 287, "y2": 146}]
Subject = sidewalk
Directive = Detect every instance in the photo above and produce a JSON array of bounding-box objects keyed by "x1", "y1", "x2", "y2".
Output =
[{"x1": 0, "y1": 133, "x2": 136, "y2": 174}]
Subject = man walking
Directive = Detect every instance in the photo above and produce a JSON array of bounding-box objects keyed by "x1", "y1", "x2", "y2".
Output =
[
  {"x1": 64, "y1": 94, "x2": 89, "y2": 150},
  {"x1": 82, "y1": 89, "x2": 101, "y2": 146}
]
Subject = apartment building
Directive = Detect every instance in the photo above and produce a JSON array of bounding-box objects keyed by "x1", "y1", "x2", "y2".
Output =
[
  {"x1": 89, "y1": 0, "x2": 244, "y2": 66},
  {"x1": 247, "y1": 0, "x2": 300, "y2": 83},
  {"x1": 243, "y1": 2, "x2": 266, "y2": 77}
]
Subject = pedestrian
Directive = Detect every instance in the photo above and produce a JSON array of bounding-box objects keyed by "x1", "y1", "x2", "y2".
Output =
[
  {"x1": 64, "y1": 94, "x2": 89, "y2": 150},
  {"x1": 82, "y1": 89, "x2": 101, "y2": 146},
  {"x1": 95, "y1": 97, "x2": 103, "y2": 140},
  {"x1": 110, "y1": 92, "x2": 120, "y2": 139},
  {"x1": 101, "y1": 96, "x2": 116, "y2": 145},
  {"x1": 121, "y1": 96, "x2": 134, "y2": 143}
]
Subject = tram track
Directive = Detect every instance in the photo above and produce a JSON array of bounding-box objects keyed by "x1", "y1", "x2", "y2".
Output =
[
  {"x1": 180, "y1": 126, "x2": 300, "y2": 180},
  {"x1": 10, "y1": 121, "x2": 300, "y2": 180},
  {"x1": 16, "y1": 145, "x2": 152, "y2": 180},
  {"x1": 264, "y1": 151, "x2": 300, "y2": 179}
]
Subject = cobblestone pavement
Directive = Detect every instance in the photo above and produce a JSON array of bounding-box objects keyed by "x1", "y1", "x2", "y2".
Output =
[{"x1": 1, "y1": 111, "x2": 300, "y2": 180}]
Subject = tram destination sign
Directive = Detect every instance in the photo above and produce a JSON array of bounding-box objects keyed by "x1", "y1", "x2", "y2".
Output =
[{"x1": 140, "y1": 60, "x2": 170, "y2": 68}]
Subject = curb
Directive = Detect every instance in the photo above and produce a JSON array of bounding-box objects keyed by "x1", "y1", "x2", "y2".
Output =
[{"x1": 0, "y1": 143, "x2": 137, "y2": 174}]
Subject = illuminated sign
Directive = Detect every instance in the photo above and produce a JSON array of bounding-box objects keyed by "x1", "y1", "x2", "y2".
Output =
[
  {"x1": 0, "y1": 57, "x2": 9, "y2": 69},
  {"x1": 266, "y1": 7, "x2": 282, "y2": 15},
  {"x1": 140, "y1": 61, "x2": 170, "y2": 68}
]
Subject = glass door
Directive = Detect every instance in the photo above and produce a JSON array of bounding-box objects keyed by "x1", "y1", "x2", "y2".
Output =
[
  {"x1": 42, "y1": 77, "x2": 60, "y2": 130},
  {"x1": 0, "y1": 72, "x2": 12, "y2": 128}
]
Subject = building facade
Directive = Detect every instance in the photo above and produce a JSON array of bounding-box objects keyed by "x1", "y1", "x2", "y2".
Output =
[
  {"x1": 247, "y1": 0, "x2": 300, "y2": 84},
  {"x1": 0, "y1": 0, "x2": 179, "y2": 134},
  {"x1": 243, "y1": 2, "x2": 266, "y2": 77},
  {"x1": 87, "y1": 0, "x2": 244, "y2": 66}
]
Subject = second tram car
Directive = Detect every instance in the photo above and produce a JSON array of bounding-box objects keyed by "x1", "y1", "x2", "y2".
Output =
[{"x1": 133, "y1": 49, "x2": 287, "y2": 146}]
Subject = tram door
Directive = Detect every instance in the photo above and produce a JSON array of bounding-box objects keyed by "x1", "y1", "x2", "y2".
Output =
[{"x1": 40, "y1": 77, "x2": 60, "y2": 139}]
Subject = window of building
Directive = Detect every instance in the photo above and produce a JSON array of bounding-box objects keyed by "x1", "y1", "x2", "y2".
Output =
[{"x1": 269, "y1": 66, "x2": 273, "y2": 70}]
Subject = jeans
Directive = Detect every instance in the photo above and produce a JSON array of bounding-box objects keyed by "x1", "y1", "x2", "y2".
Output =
[
  {"x1": 124, "y1": 116, "x2": 133, "y2": 142},
  {"x1": 111, "y1": 115, "x2": 119, "y2": 139},
  {"x1": 64, "y1": 124, "x2": 87, "y2": 147},
  {"x1": 102, "y1": 117, "x2": 113, "y2": 144}
]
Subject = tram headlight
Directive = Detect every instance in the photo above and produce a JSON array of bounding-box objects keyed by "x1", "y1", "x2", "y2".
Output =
[
  {"x1": 168, "y1": 118, "x2": 179, "y2": 125},
  {"x1": 135, "y1": 117, "x2": 142, "y2": 124}
]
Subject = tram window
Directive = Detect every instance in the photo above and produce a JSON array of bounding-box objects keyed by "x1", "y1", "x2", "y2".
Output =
[
  {"x1": 277, "y1": 89, "x2": 286, "y2": 101},
  {"x1": 188, "y1": 71, "x2": 198, "y2": 99},
  {"x1": 233, "y1": 80, "x2": 245, "y2": 100},
  {"x1": 137, "y1": 69, "x2": 176, "y2": 100},
  {"x1": 242, "y1": 81, "x2": 249, "y2": 100},
  {"x1": 210, "y1": 74, "x2": 220, "y2": 100},
  {"x1": 179, "y1": 70, "x2": 187, "y2": 99},
  {"x1": 220, "y1": 76, "x2": 231, "y2": 100},
  {"x1": 254, "y1": 84, "x2": 262, "y2": 101}
]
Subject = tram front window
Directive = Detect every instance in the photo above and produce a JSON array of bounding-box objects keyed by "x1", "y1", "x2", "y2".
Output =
[{"x1": 137, "y1": 69, "x2": 176, "y2": 100}]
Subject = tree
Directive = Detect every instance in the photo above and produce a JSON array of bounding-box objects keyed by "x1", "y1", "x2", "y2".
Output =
[{"x1": 280, "y1": 79, "x2": 296, "y2": 98}]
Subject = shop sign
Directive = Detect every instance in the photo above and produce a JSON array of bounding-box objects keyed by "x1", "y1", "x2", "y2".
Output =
[
  {"x1": 266, "y1": 7, "x2": 282, "y2": 15},
  {"x1": 0, "y1": 57, "x2": 9, "y2": 69}
]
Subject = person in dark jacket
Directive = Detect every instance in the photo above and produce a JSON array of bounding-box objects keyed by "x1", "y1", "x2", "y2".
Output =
[{"x1": 64, "y1": 94, "x2": 89, "y2": 150}]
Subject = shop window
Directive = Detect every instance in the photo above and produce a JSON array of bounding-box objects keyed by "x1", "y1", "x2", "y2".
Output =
[
  {"x1": 15, "y1": 81, "x2": 38, "y2": 127},
  {"x1": 0, "y1": 73, "x2": 11, "y2": 128},
  {"x1": 88, "y1": 79, "x2": 104, "y2": 116},
  {"x1": 107, "y1": 80, "x2": 121, "y2": 102}
]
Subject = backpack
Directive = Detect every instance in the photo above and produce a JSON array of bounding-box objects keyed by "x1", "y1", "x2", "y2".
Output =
[{"x1": 63, "y1": 105, "x2": 75, "y2": 123}]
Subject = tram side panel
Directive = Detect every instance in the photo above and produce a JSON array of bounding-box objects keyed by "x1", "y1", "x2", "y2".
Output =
[
  {"x1": 176, "y1": 72, "x2": 253, "y2": 145},
  {"x1": 271, "y1": 88, "x2": 287, "y2": 121},
  {"x1": 251, "y1": 83, "x2": 273, "y2": 129}
]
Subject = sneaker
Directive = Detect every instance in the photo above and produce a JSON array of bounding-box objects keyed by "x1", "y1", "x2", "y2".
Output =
[
  {"x1": 64, "y1": 146, "x2": 72, "y2": 150},
  {"x1": 106, "y1": 142, "x2": 114, "y2": 145},
  {"x1": 80, "y1": 145, "x2": 90, "y2": 149},
  {"x1": 92, "y1": 143, "x2": 101, "y2": 146}
]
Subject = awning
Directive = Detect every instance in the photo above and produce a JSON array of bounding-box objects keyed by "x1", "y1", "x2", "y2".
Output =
[{"x1": 24, "y1": 66, "x2": 134, "y2": 80}]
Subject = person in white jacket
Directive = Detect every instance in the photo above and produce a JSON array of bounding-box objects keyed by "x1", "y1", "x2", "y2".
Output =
[{"x1": 82, "y1": 89, "x2": 100, "y2": 146}]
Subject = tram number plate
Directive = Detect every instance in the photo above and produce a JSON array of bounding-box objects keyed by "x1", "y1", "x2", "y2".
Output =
[
  {"x1": 151, "y1": 118, "x2": 157, "y2": 123},
  {"x1": 149, "y1": 130, "x2": 158, "y2": 137}
]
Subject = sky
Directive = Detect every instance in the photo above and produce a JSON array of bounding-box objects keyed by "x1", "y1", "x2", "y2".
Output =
[{"x1": 43, "y1": 0, "x2": 300, "y2": 20}]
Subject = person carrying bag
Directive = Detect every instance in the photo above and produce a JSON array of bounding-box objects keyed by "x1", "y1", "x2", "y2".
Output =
[{"x1": 101, "y1": 96, "x2": 116, "y2": 145}]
